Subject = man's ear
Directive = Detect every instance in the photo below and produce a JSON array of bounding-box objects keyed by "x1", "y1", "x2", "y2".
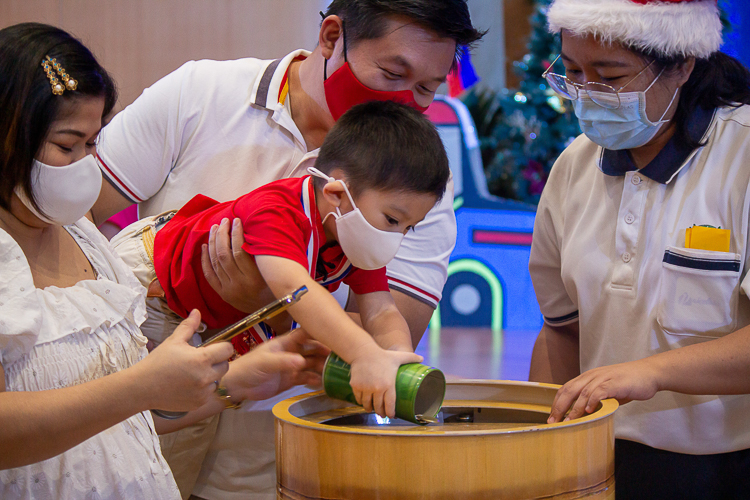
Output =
[{"x1": 319, "y1": 16, "x2": 344, "y2": 61}]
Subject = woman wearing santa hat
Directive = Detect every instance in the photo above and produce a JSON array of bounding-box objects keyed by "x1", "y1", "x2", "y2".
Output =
[{"x1": 528, "y1": 0, "x2": 750, "y2": 497}]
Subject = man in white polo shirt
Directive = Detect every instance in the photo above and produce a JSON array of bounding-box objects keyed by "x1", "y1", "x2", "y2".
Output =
[{"x1": 91, "y1": 1, "x2": 483, "y2": 498}]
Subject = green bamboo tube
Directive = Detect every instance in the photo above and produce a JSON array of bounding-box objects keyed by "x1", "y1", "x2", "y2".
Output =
[{"x1": 322, "y1": 352, "x2": 446, "y2": 425}]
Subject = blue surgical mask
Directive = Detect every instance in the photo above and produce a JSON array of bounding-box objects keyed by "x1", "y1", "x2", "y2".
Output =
[{"x1": 573, "y1": 70, "x2": 679, "y2": 150}]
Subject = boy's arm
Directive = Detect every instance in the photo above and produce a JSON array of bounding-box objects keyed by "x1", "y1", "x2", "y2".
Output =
[
  {"x1": 254, "y1": 254, "x2": 422, "y2": 417},
  {"x1": 204, "y1": 219, "x2": 436, "y2": 347},
  {"x1": 354, "y1": 291, "x2": 414, "y2": 353},
  {"x1": 255, "y1": 255, "x2": 381, "y2": 361}
]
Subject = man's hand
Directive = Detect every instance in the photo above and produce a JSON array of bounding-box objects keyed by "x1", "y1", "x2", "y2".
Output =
[
  {"x1": 224, "y1": 328, "x2": 329, "y2": 402},
  {"x1": 547, "y1": 359, "x2": 661, "y2": 423},
  {"x1": 201, "y1": 218, "x2": 292, "y2": 330}
]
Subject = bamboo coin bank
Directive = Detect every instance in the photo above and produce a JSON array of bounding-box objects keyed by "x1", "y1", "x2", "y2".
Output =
[
  {"x1": 273, "y1": 379, "x2": 618, "y2": 499},
  {"x1": 322, "y1": 353, "x2": 446, "y2": 425}
]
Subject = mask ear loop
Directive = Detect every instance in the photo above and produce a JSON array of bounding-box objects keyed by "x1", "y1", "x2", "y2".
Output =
[
  {"x1": 643, "y1": 67, "x2": 665, "y2": 94},
  {"x1": 307, "y1": 167, "x2": 358, "y2": 223},
  {"x1": 654, "y1": 85, "x2": 680, "y2": 124},
  {"x1": 642, "y1": 68, "x2": 679, "y2": 125}
]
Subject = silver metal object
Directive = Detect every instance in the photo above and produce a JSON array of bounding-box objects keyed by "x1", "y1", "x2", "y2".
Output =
[
  {"x1": 415, "y1": 414, "x2": 439, "y2": 424},
  {"x1": 151, "y1": 286, "x2": 308, "y2": 420}
]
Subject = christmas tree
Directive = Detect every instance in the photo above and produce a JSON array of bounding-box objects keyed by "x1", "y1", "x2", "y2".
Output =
[{"x1": 461, "y1": 0, "x2": 580, "y2": 205}]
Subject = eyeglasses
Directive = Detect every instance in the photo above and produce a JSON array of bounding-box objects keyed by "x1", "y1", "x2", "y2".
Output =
[{"x1": 542, "y1": 54, "x2": 655, "y2": 110}]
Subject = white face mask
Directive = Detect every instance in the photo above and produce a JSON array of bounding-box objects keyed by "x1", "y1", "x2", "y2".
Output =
[
  {"x1": 14, "y1": 154, "x2": 102, "y2": 226},
  {"x1": 308, "y1": 167, "x2": 404, "y2": 270},
  {"x1": 573, "y1": 70, "x2": 679, "y2": 150}
]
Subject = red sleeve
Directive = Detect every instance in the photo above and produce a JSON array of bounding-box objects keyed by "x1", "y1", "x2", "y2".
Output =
[
  {"x1": 344, "y1": 266, "x2": 390, "y2": 295},
  {"x1": 154, "y1": 194, "x2": 249, "y2": 329},
  {"x1": 154, "y1": 179, "x2": 313, "y2": 330},
  {"x1": 235, "y1": 191, "x2": 312, "y2": 271}
]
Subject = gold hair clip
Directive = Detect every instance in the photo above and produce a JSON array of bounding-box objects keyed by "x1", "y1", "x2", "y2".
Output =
[{"x1": 41, "y1": 55, "x2": 78, "y2": 95}]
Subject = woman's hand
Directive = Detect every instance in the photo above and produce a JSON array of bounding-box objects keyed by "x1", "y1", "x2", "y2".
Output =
[
  {"x1": 547, "y1": 358, "x2": 661, "y2": 423},
  {"x1": 134, "y1": 310, "x2": 234, "y2": 411},
  {"x1": 224, "y1": 328, "x2": 330, "y2": 402}
]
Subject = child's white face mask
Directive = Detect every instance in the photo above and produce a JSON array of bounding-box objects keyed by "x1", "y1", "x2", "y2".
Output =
[
  {"x1": 308, "y1": 167, "x2": 404, "y2": 270},
  {"x1": 14, "y1": 154, "x2": 102, "y2": 226}
]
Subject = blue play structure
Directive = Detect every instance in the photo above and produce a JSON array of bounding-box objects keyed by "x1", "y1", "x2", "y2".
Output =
[
  {"x1": 426, "y1": 96, "x2": 543, "y2": 334},
  {"x1": 721, "y1": 0, "x2": 750, "y2": 68}
]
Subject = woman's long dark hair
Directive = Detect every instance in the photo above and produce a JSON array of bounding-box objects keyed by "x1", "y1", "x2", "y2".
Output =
[
  {"x1": 0, "y1": 22, "x2": 117, "y2": 215},
  {"x1": 638, "y1": 48, "x2": 750, "y2": 150}
]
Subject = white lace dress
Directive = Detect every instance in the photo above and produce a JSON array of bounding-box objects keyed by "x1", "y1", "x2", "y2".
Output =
[{"x1": 0, "y1": 218, "x2": 180, "y2": 500}]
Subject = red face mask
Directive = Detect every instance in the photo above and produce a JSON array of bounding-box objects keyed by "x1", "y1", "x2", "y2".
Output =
[{"x1": 323, "y1": 24, "x2": 428, "y2": 121}]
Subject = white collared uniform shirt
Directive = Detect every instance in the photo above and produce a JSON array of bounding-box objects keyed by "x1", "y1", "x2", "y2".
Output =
[
  {"x1": 96, "y1": 50, "x2": 455, "y2": 309},
  {"x1": 530, "y1": 105, "x2": 750, "y2": 455}
]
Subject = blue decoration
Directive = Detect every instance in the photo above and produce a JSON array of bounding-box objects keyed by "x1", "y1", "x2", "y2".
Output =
[
  {"x1": 426, "y1": 96, "x2": 543, "y2": 333},
  {"x1": 721, "y1": 0, "x2": 750, "y2": 68}
]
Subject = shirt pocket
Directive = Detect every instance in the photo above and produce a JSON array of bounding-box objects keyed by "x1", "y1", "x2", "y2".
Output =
[{"x1": 657, "y1": 246, "x2": 741, "y2": 338}]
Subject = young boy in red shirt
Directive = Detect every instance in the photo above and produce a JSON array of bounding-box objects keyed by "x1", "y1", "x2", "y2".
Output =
[{"x1": 113, "y1": 100, "x2": 450, "y2": 418}]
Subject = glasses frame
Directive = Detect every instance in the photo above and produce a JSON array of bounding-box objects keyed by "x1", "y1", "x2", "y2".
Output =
[{"x1": 542, "y1": 54, "x2": 655, "y2": 110}]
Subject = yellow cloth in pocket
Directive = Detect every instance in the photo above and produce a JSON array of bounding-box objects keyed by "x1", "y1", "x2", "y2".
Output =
[{"x1": 685, "y1": 226, "x2": 731, "y2": 252}]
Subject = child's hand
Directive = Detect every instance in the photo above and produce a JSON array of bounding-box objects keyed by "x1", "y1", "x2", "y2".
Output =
[
  {"x1": 349, "y1": 346, "x2": 422, "y2": 418},
  {"x1": 547, "y1": 359, "x2": 661, "y2": 423}
]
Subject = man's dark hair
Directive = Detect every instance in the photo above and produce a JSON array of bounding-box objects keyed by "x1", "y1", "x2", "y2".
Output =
[
  {"x1": 323, "y1": 0, "x2": 484, "y2": 64},
  {"x1": 315, "y1": 100, "x2": 450, "y2": 201},
  {"x1": 0, "y1": 23, "x2": 117, "y2": 216}
]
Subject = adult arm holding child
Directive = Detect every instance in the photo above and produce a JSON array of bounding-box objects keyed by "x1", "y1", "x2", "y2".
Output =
[{"x1": 200, "y1": 217, "x2": 288, "y2": 330}]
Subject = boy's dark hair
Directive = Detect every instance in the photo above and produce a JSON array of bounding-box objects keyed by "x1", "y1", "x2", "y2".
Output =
[
  {"x1": 0, "y1": 23, "x2": 117, "y2": 216},
  {"x1": 323, "y1": 0, "x2": 484, "y2": 64},
  {"x1": 315, "y1": 100, "x2": 450, "y2": 201}
]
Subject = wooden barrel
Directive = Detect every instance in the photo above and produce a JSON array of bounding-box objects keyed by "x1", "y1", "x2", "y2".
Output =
[{"x1": 274, "y1": 380, "x2": 617, "y2": 500}]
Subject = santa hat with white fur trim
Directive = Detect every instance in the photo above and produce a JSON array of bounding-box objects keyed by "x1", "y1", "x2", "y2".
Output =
[{"x1": 546, "y1": 0, "x2": 722, "y2": 59}]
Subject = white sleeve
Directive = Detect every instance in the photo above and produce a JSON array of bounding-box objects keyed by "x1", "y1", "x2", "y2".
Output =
[
  {"x1": 0, "y1": 231, "x2": 42, "y2": 367},
  {"x1": 528, "y1": 161, "x2": 579, "y2": 326},
  {"x1": 95, "y1": 61, "x2": 198, "y2": 203},
  {"x1": 386, "y1": 177, "x2": 457, "y2": 308}
]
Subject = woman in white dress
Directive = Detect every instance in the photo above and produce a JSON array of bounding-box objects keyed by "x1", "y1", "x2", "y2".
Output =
[{"x1": 0, "y1": 23, "x2": 325, "y2": 500}]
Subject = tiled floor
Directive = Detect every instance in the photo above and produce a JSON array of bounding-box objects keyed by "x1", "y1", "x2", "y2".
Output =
[{"x1": 415, "y1": 327, "x2": 538, "y2": 382}]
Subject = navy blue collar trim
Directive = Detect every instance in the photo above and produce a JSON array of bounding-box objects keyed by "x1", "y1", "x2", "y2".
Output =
[{"x1": 599, "y1": 106, "x2": 715, "y2": 184}]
